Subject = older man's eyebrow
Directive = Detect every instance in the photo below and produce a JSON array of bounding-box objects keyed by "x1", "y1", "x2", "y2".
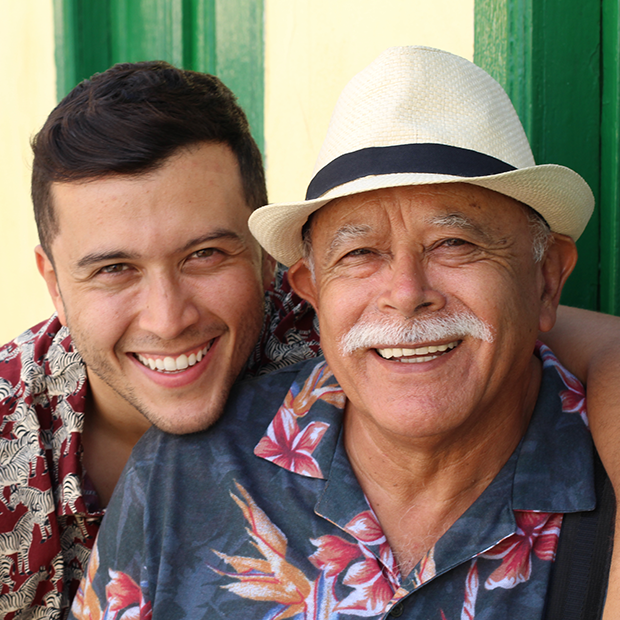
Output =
[
  {"x1": 428, "y1": 212, "x2": 494, "y2": 243},
  {"x1": 326, "y1": 224, "x2": 373, "y2": 259}
]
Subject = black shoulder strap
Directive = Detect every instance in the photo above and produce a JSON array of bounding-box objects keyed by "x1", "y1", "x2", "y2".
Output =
[{"x1": 544, "y1": 451, "x2": 616, "y2": 620}]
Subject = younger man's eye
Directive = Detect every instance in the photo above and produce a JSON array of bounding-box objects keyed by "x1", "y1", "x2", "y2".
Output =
[
  {"x1": 99, "y1": 263, "x2": 128, "y2": 274},
  {"x1": 193, "y1": 248, "x2": 217, "y2": 258}
]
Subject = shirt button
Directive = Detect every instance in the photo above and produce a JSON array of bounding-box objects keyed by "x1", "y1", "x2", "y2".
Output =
[{"x1": 389, "y1": 603, "x2": 404, "y2": 617}]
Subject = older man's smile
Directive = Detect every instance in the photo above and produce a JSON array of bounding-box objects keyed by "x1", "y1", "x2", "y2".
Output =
[{"x1": 376, "y1": 339, "x2": 460, "y2": 362}]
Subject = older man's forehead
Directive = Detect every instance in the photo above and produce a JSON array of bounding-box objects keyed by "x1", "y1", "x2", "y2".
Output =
[{"x1": 318, "y1": 185, "x2": 520, "y2": 239}]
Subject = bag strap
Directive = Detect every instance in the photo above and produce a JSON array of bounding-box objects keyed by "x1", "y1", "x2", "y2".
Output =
[{"x1": 544, "y1": 451, "x2": 616, "y2": 620}]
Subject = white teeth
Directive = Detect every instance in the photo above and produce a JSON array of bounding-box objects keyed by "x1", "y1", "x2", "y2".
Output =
[
  {"x1": 377, "y1": 340, "x2": 459, "y2": 361},
  {"x1": 136, "y1": 344, "x2": 211, "y2": 372}
]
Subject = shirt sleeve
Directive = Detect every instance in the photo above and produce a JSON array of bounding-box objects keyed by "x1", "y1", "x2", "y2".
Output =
[
  {"x1": 68, "y1": 461, "x2": 152, "y2": 620},
  {"x1": 244, "y1": 265, "x2": 322, "y2": 377}
]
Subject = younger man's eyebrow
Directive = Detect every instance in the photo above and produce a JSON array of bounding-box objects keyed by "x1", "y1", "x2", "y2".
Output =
[
  {"x1": 76, "y1": 230, "x2": 246, "y2": 269},
  {"x1": 77, "y1": 251, "x2": 134, "y2": 269},
  {"x1": 178, "y1": 230, "x2": 244, "y2": 254}
]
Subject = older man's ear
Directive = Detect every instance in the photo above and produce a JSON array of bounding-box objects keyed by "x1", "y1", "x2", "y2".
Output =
[
  {"x1": 288, "y1": 259, "x2": 319, "y2": 310},
  {"x1": 537, "y1": 234, "x2": 578, "y2": 334}
]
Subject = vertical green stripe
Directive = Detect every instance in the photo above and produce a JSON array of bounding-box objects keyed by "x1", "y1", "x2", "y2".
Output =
[
  {"x1": 474, "y1": 0, "x2": 533, "y2": 140},
  {"x1": 600, "y1": 0, "x2": 620, "y2": 314},
  {"x1": 109, "y1": 0, "x2": 185, "y2": 66},
  {"x1": 53, "y1": 0, "x2": 113, "y2": 98},
  {"x1": 186, "y1": 0, "x2": 216, "y2": 74},
  {"x1": 53, "y1": 0, "x2": 263, "y2": 151},
  {"x1": 475, "y1": 0, "x2": 601, "y2": 311},
  {"x1": 215, "y1": 0, "x2": 264, "y2": 151}
]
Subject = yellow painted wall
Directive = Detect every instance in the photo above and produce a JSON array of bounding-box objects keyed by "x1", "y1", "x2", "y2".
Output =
[
  {"x1": 0, "y1": 1, "x2": 56, "y2": 344},
  {"x1": 0, "y1": 0, "x2": 473, "y2": 344},
  {"x1": 264, "y1": 0, "x2": 475, "y2": 204}
]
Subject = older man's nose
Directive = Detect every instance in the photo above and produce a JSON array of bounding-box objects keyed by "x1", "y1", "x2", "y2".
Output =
[
  {"x1": 138, "y1": 275, "x2": 200, "y2": 340},
  {"x1": 377, "y1": 253, "x2": 445, "y2": 317}
]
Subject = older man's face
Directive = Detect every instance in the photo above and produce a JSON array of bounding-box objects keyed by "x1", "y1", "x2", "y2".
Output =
[{"x1": 289, "y1": 183, "x2": 575, "y2": 442}]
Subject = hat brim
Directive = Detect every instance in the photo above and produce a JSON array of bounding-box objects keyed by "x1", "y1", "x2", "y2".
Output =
[{"x1": 249, "y1": 164, "x2": 594, "y2": 267}]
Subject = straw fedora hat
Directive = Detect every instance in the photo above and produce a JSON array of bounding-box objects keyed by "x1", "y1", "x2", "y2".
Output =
[{"x1": 249, "y1": 46, "x2": 594, "y2": 267}]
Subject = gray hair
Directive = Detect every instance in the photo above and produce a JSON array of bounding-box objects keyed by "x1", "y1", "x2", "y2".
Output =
[{"x1": 526, "y1": 207, "x2": 553, "y2": 263}]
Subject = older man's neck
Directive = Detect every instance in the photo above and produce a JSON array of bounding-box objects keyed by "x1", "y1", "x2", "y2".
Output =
[{"x1": 343, "y1": 356, "x2": 542, "y2": 577}]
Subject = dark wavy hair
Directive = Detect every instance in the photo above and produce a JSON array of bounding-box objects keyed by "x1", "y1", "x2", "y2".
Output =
[{"x1": 31, "y1": 61, "x2": 267, "y2": 258}]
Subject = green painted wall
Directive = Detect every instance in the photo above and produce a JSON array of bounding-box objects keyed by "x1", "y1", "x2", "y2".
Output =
[
  {"x1": 600, "y1": 0, "x2": 620, "y2": 314},
  {"x1": 53, "y1": 0, "x2": 264, "y2": 149},
  {"x1": 475, "y1": 0, "x2": 606, "y2": 312}
]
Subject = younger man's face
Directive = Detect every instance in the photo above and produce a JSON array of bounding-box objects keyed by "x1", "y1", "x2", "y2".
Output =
[{"x1": 37, "y1": 142, "x2": 273, "y2": 434}]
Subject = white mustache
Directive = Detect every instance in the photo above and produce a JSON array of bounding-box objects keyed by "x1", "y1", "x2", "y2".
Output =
[{"x1": 340, "y1": 311, "x2": 495, "y2": 355}]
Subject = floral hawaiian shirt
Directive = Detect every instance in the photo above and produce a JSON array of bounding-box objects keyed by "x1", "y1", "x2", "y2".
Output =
[
  {"x1": 70, "y1": 344, "x2": 594, "y2": 620},
  {"x1": 0, "y1": 270, "x2": 320, "y2": 620}
]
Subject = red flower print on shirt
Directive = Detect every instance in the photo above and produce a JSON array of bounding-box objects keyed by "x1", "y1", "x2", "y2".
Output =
[
  {"x1": 255, "y1": 361, "x2": 345, "y2": 478},
  {"x1": 335, "y1": 544, "x2": 396, "y2": 616},
  {"x1": 106, "y1": 570, "x2": 153, "y2": 620},
  {"x1": 538, "y1": 342, "x2": 587, "y2": 426},
  {"x1": 309, "y1": 535, "x2": 363, "y2": 577},
  {"x1": 482, "y1": 511, "x2": 562, "y2": 590},
  {"x1": 254, "y1": 407, "x2": 329, "y2": 477}
]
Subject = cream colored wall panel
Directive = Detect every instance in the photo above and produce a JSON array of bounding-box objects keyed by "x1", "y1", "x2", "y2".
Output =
[
  {"x1": 264, "y1": 0, "x2": 474, "y2": 204},
  {"x1": 0, "y1": 1, "x2": 56, "y2": 344}
]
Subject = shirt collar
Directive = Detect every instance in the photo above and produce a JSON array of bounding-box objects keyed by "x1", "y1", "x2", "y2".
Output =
[{"x1": 253, "y1": 347, "x2": 594, "y2": 547}]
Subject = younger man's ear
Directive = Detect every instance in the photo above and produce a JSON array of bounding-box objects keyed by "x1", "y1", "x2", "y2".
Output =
[
  {"x1": 538, "y1": 234, "x2": 578, "y2": 334},
  {"x1": 287, "y1": 258, "x2": 319, "y2": 310},
  {"x1": 35, "y1": 245, "x2": 67, "y2": 326}
]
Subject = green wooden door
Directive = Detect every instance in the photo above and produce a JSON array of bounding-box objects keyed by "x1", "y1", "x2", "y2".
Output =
[
  {"x1": 53, "y1": 0, "x2": 264, "y2": 149},
  {"x1": 475, "y1": 0, "x2": 620, "y2": 314}
]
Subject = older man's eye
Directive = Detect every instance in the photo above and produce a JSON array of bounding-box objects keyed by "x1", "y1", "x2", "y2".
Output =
[
  {"x1": 344, "y1": 247, "x2": 374, "y2": 258},
  {"x1": 443, "y1": 238, "x2": 468, "y2": 247}
]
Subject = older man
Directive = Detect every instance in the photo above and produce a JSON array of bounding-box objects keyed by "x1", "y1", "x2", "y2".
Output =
[{"x1": 71, "y1": 47, "x2": 610, "y2": 619}]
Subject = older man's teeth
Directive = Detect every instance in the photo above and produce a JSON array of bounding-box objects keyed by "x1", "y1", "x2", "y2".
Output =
[
  {"x1": 377, "y1": 341, "x2": 458, "y2": 362},
  {"x1": 136, "y1": 344, "x2": 210, "y2": 372}
]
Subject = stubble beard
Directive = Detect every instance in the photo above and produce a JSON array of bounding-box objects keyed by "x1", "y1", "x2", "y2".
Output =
[{"x1": 67, "y1": 308, "x2": 264, "y2": 435}]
